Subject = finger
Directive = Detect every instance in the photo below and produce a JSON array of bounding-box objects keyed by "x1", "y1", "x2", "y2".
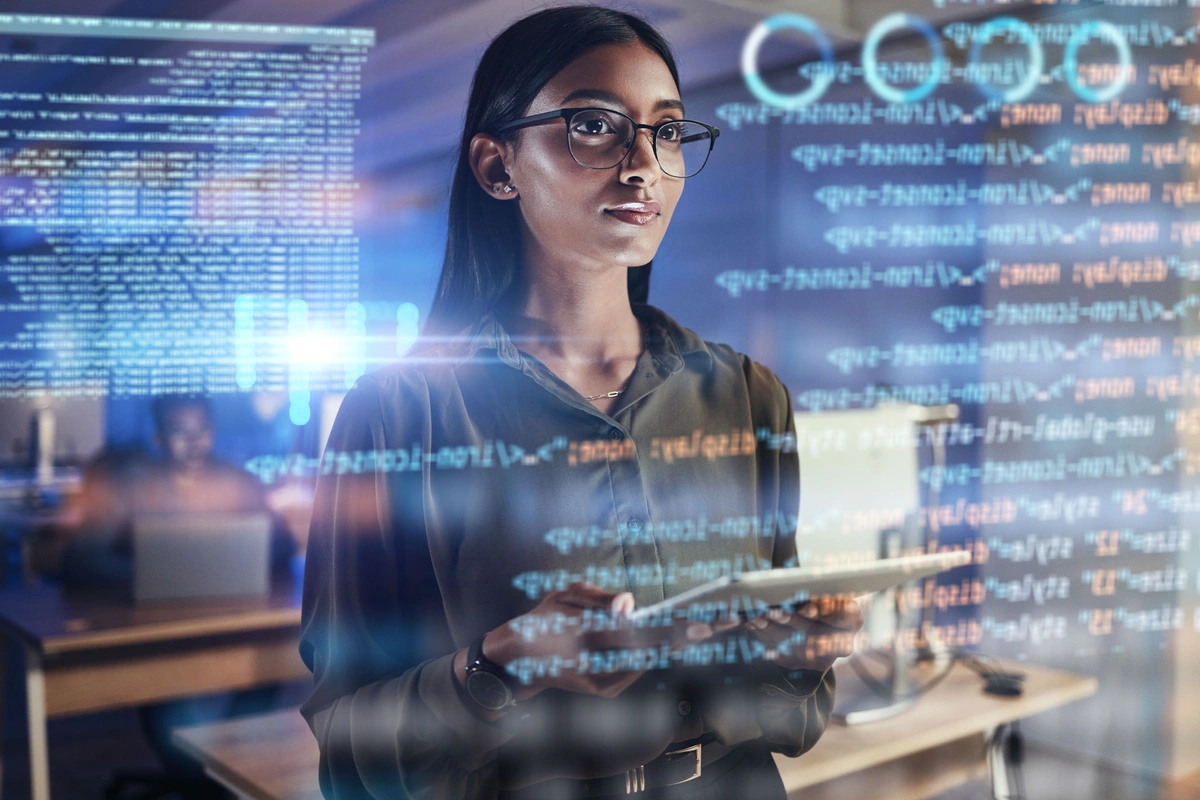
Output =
[
  {"x1": 746, "y1": 621, "x2": 802, "y2": 649},
  {"x1": 796, "y1": 598, "x2": 863, "y2": 630},
  {"x1": 558, "y1": 581, "x2": 621, "y2": 609},
  {"x1": 756, "y1": 624, "x2": 852, "y2": 670},
  {"x1": 657, "y1": 621, "x2": 711, "y2": 654},
  {"x1": 814, "y1": 608, "x2": 864, "y2": 631},
  {"x1": 797, "y1": 603, "x2": 819, "y2": 620},
  {"x1": 610, "y1": 592, "x2": 635, "y2": 617},
  {"x1": 663, "y1": 618, "x2": 725, "y2": 654},
  {"x1": 784, "y1": 616, "x2": 857, "y2": 646}
]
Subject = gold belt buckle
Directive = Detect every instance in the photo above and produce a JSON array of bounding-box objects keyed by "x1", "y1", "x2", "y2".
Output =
[{"x1": 663, "y1": 743, "x2": 703, "y2": 784}]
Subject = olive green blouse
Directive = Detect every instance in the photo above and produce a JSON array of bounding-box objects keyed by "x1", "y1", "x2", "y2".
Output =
[{"x1": 298, "y1": 301, "x2": 835, "y2": 799}]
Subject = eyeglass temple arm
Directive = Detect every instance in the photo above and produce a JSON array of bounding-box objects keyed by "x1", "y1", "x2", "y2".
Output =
[
  {"x1": 494, "y1": 110, "x2": 570, "y2": 133},
  {"x1": 679, "y1": 126, "x2": 720, "y2": 145}
]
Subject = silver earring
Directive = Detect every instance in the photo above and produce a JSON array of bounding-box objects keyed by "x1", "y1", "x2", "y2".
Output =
[{"x1": 502, "y1": 184, "x2": 515, "y2": 194}]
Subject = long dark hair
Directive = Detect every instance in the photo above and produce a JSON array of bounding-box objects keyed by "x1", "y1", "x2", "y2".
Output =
[{"x1": 420, "y1": 5, "x2": 681, "y2": 339}]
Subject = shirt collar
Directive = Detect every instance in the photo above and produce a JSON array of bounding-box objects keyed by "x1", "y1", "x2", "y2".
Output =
[{"x1": 417, "y1": 302, "x2": 714, "y2": 373}]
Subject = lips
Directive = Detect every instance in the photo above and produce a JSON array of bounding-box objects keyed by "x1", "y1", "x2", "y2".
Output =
[
  {"x1": 604, "y1": 200, "x2": 661, "y2": 226},
  {"x1": 606, "y1": 200, "x2": 661, "y2": 215}
]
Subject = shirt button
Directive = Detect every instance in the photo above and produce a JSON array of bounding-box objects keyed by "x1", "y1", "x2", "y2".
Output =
[
  {"x1": 626, "y1": 518, "x2": 643, "y2": 534},
  {"x1": 677, "y1": 700, "x2": 692, "y2": 716},
  {"x1": 608, "y1": 428, "x2": 624, "y2": 441}
]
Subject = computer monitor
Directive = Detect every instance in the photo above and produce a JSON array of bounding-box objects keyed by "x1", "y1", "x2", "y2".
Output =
[{"x1": 132, "y1": 513, "x2": 271, "y2": 604}]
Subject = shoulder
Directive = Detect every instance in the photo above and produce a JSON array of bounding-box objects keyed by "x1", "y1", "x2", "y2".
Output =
[
  {"x1": 724, "y1": 346, "x2": 793, "y2": 430},
  {"x1": 352, "y1": 317, "x2": 484, "y2": 406},
  {"x1": 737, "y1": 351, "x2": 791, "y2": 409},
  {"x1": 641, "y1": 302, "x2": 793, "y2": 429},
  {"x1": 353, "y1": 360, "x2": 433, "y2": 403},
  {"x1": 704, "y1": 338, "x2": 786, "y2": 394},
  {"x1": 327, "y1": 357, "x2": 444, "y2": 450},
  {"x1": 648, "y1": 304, "x2": 790, "y2": 413}
]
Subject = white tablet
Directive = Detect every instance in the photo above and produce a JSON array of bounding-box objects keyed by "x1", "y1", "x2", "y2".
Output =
[{"x1": 627, "y1": 550, "x2": 972, "y2": 624}]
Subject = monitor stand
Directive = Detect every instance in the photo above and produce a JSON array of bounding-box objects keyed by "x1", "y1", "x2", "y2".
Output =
[
  {"x1": 832, "y1": 648, "x2": 919, "y2": 725},
  {"x1": 832, "y1": 521, "x2": 943, "y2": 725}
]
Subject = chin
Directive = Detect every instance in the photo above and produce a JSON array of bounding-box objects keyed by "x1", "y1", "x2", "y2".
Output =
[
  {"x1": 604, "y1": 253, "x2": 657, "y2": 272},
  {"x1": 597, "y1": 239, "x2": 662, "y2": 268}
]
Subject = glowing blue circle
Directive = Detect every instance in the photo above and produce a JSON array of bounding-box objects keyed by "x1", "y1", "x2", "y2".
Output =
[
  {"x1": 1064, "y1": 20, "x2": 1131, "y2": 103},
  {"x1": 969, "y1": 16, "x2": 1044, "y2": 102},
  {"x1": 862, "y1": 13, "x2": 945, "y2": 104},
  {"x1": 741, "y1": 14, "x2": 835, "y2": 111}
]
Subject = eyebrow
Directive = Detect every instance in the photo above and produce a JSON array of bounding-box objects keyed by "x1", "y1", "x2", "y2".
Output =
[{"x1": 559, "y1": 88, "x2": 684, "y2": 116}]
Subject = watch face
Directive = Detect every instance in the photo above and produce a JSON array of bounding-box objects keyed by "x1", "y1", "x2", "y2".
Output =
[{"x1": 466, "y1": 670, "x2": 512, "y2": 710}]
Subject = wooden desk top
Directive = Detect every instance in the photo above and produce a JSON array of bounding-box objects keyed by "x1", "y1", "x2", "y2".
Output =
[
  {"x1": 775, "y1": 658, "x2": 1099, "y2": 791},
  {"x1": 175, "y1": 708, "x2": 321, "y2": 800},
  {"x1": 174, "y1": 659, "x2": 1098, "y2": 800},
  {"x1": 0, "y1": 580, "x2": 302, "y2": 656}
]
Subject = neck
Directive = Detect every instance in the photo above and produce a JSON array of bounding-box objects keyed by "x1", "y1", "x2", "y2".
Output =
[{"x1": 500, "y1": 250, "x2": 643, "y2": 368}]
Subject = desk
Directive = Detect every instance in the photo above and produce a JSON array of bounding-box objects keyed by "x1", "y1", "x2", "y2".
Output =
[
  {"x1": 0, "y1": 582, "x2": 310, "y2": 800},
  {"x1": 175, "y1": 709, "x2": 320, "y2": 800},
  {"x1": 776, "y1": 659, "x2": 1098, "y2": 800},
  {"x1": 173, "y1": 659, "x2": 1097, "y2": 800}
]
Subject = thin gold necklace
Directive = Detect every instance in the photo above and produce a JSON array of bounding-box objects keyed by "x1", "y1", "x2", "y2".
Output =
[
  {"x1": 584, "y1": 383, "x2": 628, "y2": 401},
  {"x1": 584, "y1": 320, "x2": 645, "y2": 401}
]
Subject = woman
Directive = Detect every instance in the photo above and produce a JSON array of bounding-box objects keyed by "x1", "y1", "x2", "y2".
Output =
[{"x1": 299, "y1": 6, "x2": 862, "y2": 799}]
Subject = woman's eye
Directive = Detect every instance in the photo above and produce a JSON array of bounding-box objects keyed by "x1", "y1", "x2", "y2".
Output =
[
  {"x1": 658, "y1": 124, "x2": 682, "y2": 141},
  {"x1": 572, "y1": 118, "x2": 614, "y2": 136}
]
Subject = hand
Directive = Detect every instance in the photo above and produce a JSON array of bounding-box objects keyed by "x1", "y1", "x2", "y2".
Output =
[
  {"x1": 494, "y1": 581, "x2": 644, "y2": 701},
  {"x1": 742, "y1": 596, "x2": 864, "y2": 672},
  {"x1": 460, "y1": 582, "x2": 738, "y2": 709}
]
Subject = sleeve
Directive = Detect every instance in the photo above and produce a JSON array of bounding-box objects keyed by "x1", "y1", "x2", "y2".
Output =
[
  {"x1": 714, "y1": 360, "x2": 835, "y2": 758},
  {"x1": 298, "y1": 375, "x2": 516, "y2": 800},
  {"x1": 752, "y1": 375, "x2": 837, "y2": 758},
  {"x1": 691, "y1": 360, "x2": 836, "y2": 754}
]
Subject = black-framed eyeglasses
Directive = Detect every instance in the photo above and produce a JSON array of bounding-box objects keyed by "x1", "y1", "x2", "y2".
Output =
[{"x1": 495, "y1": 107, "x2": 720, "y2": 178}]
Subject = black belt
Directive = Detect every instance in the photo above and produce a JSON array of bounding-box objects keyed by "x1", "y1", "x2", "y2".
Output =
[{"x1": 506, "y1": 735, "x2": 733, "y2": 798}]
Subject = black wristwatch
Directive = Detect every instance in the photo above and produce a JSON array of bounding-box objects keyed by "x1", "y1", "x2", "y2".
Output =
[{"x1": 463, "y1": 633, "x2": 518, "y2": 711}]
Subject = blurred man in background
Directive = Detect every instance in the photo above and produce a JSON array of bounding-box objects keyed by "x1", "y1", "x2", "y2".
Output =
[
  {"x1": 56, "y1": 394, "x2": 297, "y2": 797},
  {"x1": 58, "y1": 394, "x2": 296, "y2": 585}
]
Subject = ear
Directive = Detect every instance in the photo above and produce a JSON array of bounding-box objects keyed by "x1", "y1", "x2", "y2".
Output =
[{"x1": 468, "y1": 133, "x2": 519, "y2": 200}]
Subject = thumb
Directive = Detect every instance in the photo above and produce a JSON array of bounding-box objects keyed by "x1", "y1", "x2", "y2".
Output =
[{"x1": 609, "y1": 592, "x2": 635, "y2": 617}]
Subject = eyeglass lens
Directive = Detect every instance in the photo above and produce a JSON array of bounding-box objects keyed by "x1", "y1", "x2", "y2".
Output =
[{"x1": 567, "y1": 110, "x2": 712, "y2": 178}]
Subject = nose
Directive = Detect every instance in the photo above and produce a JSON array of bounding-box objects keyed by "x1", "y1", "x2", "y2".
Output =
[{"x1": 619, "y1": 127, "x2": 661, "y2": 182}]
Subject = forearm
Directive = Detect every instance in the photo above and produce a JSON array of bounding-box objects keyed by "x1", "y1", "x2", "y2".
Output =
[{"x1": 305, "y1": 653, "x2": 517, "y2": 799}]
